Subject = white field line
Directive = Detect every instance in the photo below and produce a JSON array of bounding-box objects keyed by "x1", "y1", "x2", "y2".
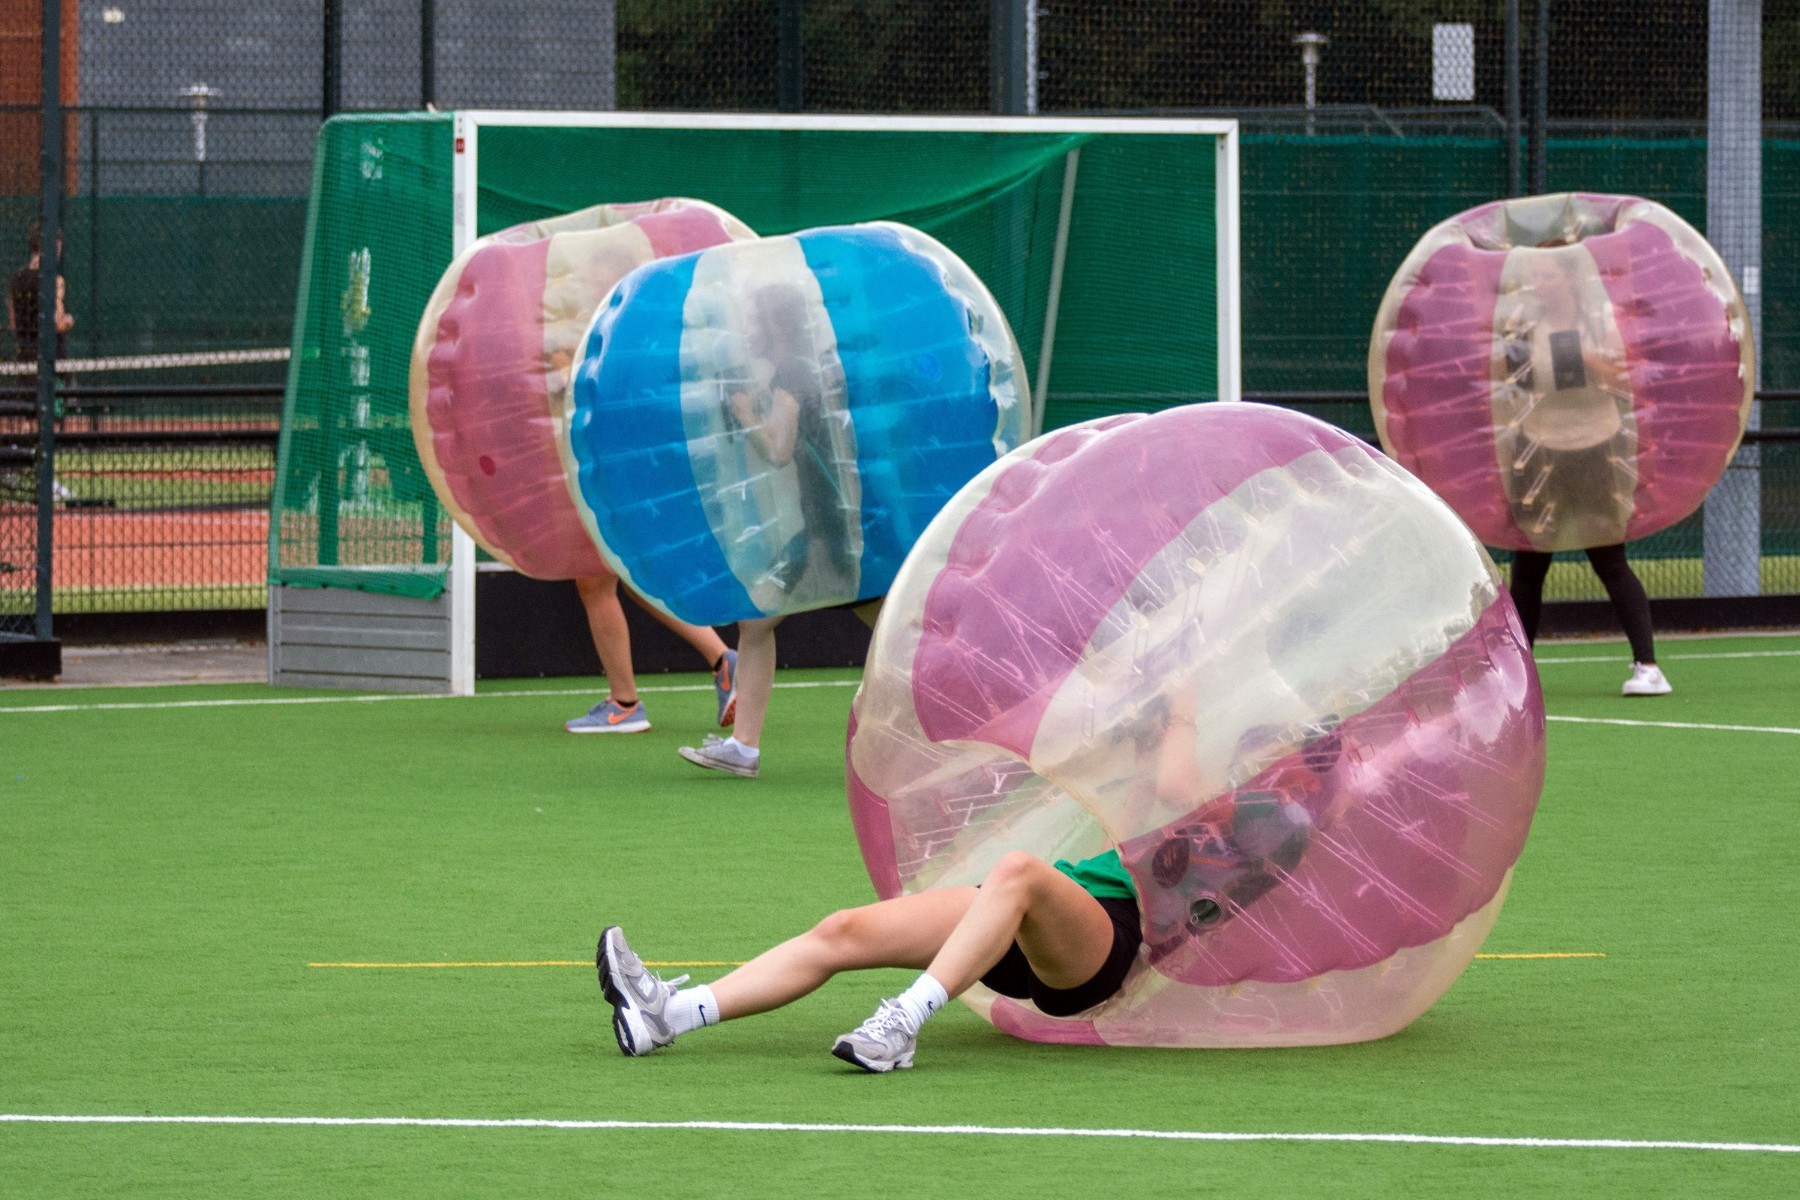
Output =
[
  {"x1": 0, "y1": 679, "x2": 860, "y2": 716},
  {"x1": 4, "y1": 690, "x2": 1796, "y2": 739},
  {"x1": 1535, "y1": 649, "x2": 1800, "y2": 665},
  {"x1": 4, "y1": 684, "x2": 1796, "y2": 739},
  {"x1": 1545, "y1": 628, "x2": 1800, "y2": 645},
  {"x1": 1546, "y1": 715, "x2": 1800, "y2": 736},
  {"x1": 0, "y1": 1114, "x2": 1795, "y2": 1154}
]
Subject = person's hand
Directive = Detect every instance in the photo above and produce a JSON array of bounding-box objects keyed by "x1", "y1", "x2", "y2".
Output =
[
  {"x1": 728, "y1": 387, "x2": 760, "y2": 427},
  {"x1": 57, "y1": 312, "x2": 74, "y2": 333}
]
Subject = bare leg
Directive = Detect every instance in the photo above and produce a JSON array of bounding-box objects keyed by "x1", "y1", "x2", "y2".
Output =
[
  {"x1": 731, "y1": 615, "x2": 780, "y2": 748},
  {"x1": 711, "y1": 854, "x2": 1116, "y2": 1019},
  {"x1": 926, "y1": 852, "x2": 1118, "y2": 997},
  {"x1": 708, "y1": 888, "x2": 977, "y2": 1020},
  {"x1": 574, "y1": 574, "x2": 636, "y2": 701},
  {"x1": 620, "y1": 581, "x2": 729, "y2": 670}
]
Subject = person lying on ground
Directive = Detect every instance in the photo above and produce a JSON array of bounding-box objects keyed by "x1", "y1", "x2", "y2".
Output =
[{"x1": 597, "y1": 847, "x2": 1139, "y2": 1073}]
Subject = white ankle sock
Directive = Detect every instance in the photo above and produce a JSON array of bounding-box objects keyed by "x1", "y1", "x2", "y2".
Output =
[
  {"x1": 724, "y1": 737, "x2": 760, "y2": 760},
  {"x1": 892, "y1": 973, "x2": 949, "y2": 1031},
  {"x1": 667, "y1": 984, "x2": 721, "y2": 1035}
]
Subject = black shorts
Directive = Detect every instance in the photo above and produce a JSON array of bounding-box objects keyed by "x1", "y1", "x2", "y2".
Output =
[{"x1": 977, "y1": 895, "x2": 1141, "y2": 1018}]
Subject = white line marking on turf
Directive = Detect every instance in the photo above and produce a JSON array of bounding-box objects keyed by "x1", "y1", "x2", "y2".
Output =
[
  {"x1": 1535, "y1": 649, "x2": 1800, "y2": 665},
  {"x1": 0, "y1": 679, "x2": 860, "y2": 715},
  {"x1": 0, "y1": 1114, "x2": 1794, "y2": 1154},
  {"x1": 7, "y1": 689, "x2": 1796, "y2": 738},
  {"x1": 1547, "y1": 715, "x2": 1800, "y2": 736}
]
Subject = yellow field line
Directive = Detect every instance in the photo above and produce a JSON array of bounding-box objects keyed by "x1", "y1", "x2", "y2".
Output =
[
  {"x1": 1474, "y1": 952, "x2": 1605, "y2": 960},
  {"x1": 311, "y1": 953, "x2": 1604, "y2": 969}
]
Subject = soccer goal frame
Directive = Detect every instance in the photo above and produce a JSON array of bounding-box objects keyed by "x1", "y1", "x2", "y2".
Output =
[{"x1": 439, "y1": 111, "x2": 1240, "y2": 695}]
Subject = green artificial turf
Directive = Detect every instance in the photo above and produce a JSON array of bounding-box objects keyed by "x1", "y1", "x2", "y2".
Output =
[{"x1": 2, "y1": 645, "x2": 1799, "y2": 1198}]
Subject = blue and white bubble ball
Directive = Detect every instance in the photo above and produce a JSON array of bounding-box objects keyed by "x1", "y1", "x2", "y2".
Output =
[{"x1": 564, "y1": 222, "x2": 1030, "y2": 626}]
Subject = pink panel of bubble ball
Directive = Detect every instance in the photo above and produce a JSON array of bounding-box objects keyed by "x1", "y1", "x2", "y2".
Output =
[
  {"x1": 1369, "y1": 192, "x2": 1753, "y2": 553},
  {"x1": 409, "y1": 199, "x2": 755, "y2": 579},
  {"x1": 846, "y1": 404, "x2": 1545, "y2": 1047}
]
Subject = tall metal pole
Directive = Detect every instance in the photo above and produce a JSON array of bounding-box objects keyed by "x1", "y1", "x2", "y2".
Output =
[
  {"x1": 991, "y1": 0, "x2": 1029, "y2": 116},
  {"x1": 421, "y1": 0, "x2": 436, "y2": 109},
  {"x1": 1294, "y1": 32, "x2": 1328, "y2": 136},
  {"x1": 778, "y1": 0, "x2": 803, "y2": 113},
  {"x1": 1704, "y1": 0, "x2": 1763, "y2": 597},
  {"x1": 181, "y1": 83, "x2": 218, "y2": 197},
  {"x1": 988, "y1": 0, "x2": 1032, "y2": 374},
  {"x1": 35, "y1": 0, "x2": 63, "y2": 642},
  {"x1": 323, "y1": 0, "x2": 342, "y2": 119},
  {"x1": 1505, "y1": 0, "x2": 1522, "y2": 195},
  {"x1": 1528, "y1": 0, "x2": 1548, "y2": 193},
  {"x1": 86, "y1": 109, "x2": 96, "y2": 352}
]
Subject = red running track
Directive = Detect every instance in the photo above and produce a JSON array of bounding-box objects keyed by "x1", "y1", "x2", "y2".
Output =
[{"x1": 0, "y1": 506, "x2": 267, "y2": 591}]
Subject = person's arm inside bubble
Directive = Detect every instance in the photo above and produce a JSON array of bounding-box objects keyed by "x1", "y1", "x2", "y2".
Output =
[{"x1": 729, "y1": 383, "x2": 799, "y2": 467}]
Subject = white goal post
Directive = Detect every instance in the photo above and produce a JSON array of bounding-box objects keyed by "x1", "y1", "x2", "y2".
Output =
[{"x1": 440, "y1": 111, "x2": 1240, "y2": 695}]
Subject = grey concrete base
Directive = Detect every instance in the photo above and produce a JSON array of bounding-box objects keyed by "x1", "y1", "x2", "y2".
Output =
[
  {"x1": 269, "y1": 585, "x2": 452, "y2": 693},
  {"x1": 58, "y1": 640, "x2": 263, "y2": 687}
]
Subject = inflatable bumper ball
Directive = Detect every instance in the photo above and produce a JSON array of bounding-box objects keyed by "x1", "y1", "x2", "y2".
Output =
[
  {"x1": 846, "y1": 404, "x2": 1546, "y2": 1048},
  {"x1": 1370, "y1": 192, "x2": 1753, "y2": 553},
  {"x1": 410, "y1": 199, "x2": 755, "y2": 579},
  {"x1": 566, "y1": 222, "x2": 1030, "y2": 626}
]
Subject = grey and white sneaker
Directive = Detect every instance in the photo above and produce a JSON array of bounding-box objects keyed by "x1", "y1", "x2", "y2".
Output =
[
  {"x1": 597, "y1": 925, "x2": 687, "y2": 1057},
  {"x1": 1622, "y1": 662, "x2": 1672, "y2": 696},
  {"x1": 678, "y1": 733, "x2": 759, "y2": 778},
  {"x1": 831, "y1": 999, "x2": 918, "y2": 1073},
  {"x1": 565, "y1": 697, "x2": 650, "y2": 734}
]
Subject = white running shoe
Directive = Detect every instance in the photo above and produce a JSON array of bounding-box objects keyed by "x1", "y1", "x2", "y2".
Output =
[
  {"x1": 597, "y1": 926, "x2": 687, "y2": 1057},
  {"x1": 678, "y1": 733, "x2": 760, "y2": 778},
  {"x1": 831, "y1": 999, "x2": 918, "y2": 1073},
  {"x1": 1622, "y1": 663, "x2": 1672, "y2": 697}
]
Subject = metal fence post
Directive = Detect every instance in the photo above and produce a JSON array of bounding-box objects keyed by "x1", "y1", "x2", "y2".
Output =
[
  {"x1": 991, "y1": 0, "x2": 1031, "y2": 116},
  {"x1": 35, "y1": 0, "x2": 64, "y2": 644},
  {"x1": 323, "y1": 0, "x2": 342, "y2": 119},
  {"x1": 86, "y1": 109, "x2": 97, "y2": 349},
  {"x1": 779, "y1": 0, "x2": 803, "y2": 113},
  {"x1": 421, "y1": 0, "x2": 436, "y2": 109},
  {"x1": 1528, "y1": 0, "x2": 1548, "y2": 194},
  {"x1": 1704, "y1": 0, "x2": 1763, "y2": 597},
  {"x1": 1505, "y1": 0, "x2": 1522, "y2": 196}
]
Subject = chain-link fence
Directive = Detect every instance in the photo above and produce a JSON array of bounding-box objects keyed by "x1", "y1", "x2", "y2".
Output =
[{"x1": 3, "y1": 2, "x2": 1797, "y2": 670}]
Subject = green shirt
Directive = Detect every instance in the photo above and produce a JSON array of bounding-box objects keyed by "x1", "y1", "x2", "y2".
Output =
[{"x1": 1052, "y1": 848, "x2": 1137, "y2": 900}]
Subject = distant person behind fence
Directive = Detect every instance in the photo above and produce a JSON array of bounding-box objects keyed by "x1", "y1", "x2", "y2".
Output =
[
  {"x1": 8, "y1": 223, "x2": 74, "y2": 367},
  {"x1": 6, "y1": 224, "x2": 75, "y2": 501}
]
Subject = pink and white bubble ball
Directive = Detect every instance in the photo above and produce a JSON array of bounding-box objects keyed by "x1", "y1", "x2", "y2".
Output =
[
  {"x1": 409, "y1": 199, "x2": 756, "y2": 580},
  {"x1": 1370, "y1": 192, "x2": 1753, "y2": 553},
  {"x1": 846, "y1": 404, "x2": 1545, "y2": 1048}
]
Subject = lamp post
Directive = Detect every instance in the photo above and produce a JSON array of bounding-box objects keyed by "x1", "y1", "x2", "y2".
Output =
[
  {"x1": 1293, "y1": 32, "x2": 1328, "y2": 135},
  {"x1": 180, "y1": 83, "x2": 219, "y2": 195}
]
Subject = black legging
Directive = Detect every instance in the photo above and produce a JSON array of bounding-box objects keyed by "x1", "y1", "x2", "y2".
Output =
[{"x1": 1508, "y1": 544, "x2": 1656, "y2": 664}]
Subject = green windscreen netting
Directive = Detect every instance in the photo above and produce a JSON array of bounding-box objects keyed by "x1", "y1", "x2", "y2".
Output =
[
  {"x1": 271, "y1": 116, "x2": 1228, "y2": 598},
  {"x1": 274, "y1": 114, "x2": 455, "y2": 599}
]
